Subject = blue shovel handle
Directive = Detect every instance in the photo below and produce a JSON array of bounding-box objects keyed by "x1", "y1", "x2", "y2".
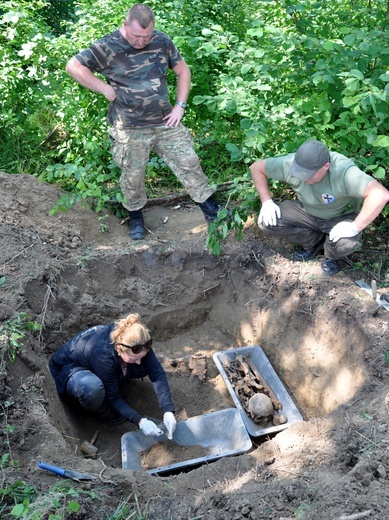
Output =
[{"x1": 38, "y1": 462, "x2": 66, "y2": 477}]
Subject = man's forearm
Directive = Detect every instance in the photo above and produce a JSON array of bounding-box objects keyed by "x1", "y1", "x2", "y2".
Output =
[
  {"x1": 173, "y1": 60, "x2": 191, "y2": 103},
  {"x1": 176, "y1": 75, "x2": 190, "y2": 103},
  {"x1": 354, "y1": 181, "x2": 389, "y2": 231},
  {"x1": 250, "y1": 160, "x2": 272, "y2": 202},
  {"x1": 66, "y1": 57, "x2": 116, "y2": 101}
]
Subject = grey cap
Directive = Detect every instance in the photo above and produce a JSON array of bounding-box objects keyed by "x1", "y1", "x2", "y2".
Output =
[{"x1": 289, "y1": 139, "x2": 330, "y2": 181}]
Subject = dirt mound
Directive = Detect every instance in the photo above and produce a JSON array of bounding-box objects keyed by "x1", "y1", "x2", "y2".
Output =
[{"x1": 1, "y1": 170, "x2": 388, "y2": 519}]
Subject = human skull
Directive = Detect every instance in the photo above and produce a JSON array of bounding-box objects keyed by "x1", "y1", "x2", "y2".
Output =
[{"x1": 248, "y1": 393, "x2": 273, "y2": 423}]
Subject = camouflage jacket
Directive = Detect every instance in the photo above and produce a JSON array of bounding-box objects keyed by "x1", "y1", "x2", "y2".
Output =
[{"x1": 75, "y1": 29, "x2": 183, "y2": 128}]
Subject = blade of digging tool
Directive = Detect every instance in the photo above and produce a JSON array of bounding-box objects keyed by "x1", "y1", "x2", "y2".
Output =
[{"x1": 355, "y1": 280, "x2": 389, "y2": 313}]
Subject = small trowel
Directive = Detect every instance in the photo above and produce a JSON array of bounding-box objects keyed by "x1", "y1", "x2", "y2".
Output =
[{"x1": 38, "y1": 462, "x2": 96, "y2": 481}]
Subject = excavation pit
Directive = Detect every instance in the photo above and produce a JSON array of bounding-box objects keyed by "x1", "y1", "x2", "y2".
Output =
[
  {"x1": 3, "y1": 172, "x2": 387, "y2": 518},
  {"x1": 31, "y1": 241, "x2": 370, "y2": 472}
]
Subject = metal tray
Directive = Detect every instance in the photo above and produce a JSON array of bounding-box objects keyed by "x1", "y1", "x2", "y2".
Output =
[
  {"x1": 213, "y1": 346, "x2": 303, "y2": 437},
  {"x1": 121, "y1": 408, "x2": 252, "y2": 475}
]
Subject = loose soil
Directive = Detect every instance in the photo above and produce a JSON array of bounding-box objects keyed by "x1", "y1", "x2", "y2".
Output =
[
  {"x1": 1, "y1": 170, "x2": 388, "y2": 519},
  {"x1": 141, "y1": 443, "x2": 211, "y2": 471}
]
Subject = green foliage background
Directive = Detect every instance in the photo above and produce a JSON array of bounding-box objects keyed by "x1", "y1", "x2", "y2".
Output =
[{"x1": 1, "y1": 0, "x2": 388, "y2": 219}]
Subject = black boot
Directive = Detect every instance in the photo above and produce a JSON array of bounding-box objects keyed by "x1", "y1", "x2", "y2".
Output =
[
  {"x1": 292, "y1": 236, "x2": 325, "y2": 262},
  {"x1": 128, "y1": 209, "x2": 146, "y2": 240},
  {"x1": 321, "y1": 258, "x2": 339, "y2": 276},
  {"x1": 198, "y1": 195, "x2": 230, "y2": 224}
]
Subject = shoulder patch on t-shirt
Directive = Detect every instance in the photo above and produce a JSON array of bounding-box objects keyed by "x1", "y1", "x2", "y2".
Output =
[{"x1": 322, "y1": 193, "x2": 335, "y2": 204}]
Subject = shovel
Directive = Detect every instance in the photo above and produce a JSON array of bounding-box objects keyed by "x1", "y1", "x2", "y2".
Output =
[
  {"x1": 38, "y1": 462, "x2": 96, "y2": 481},
  {"x1": 80, "y1": 430, "x2": 99, "y2": 458},
  {"x1": 355, "y1": 280, "x2": 389, "y2": 315}
]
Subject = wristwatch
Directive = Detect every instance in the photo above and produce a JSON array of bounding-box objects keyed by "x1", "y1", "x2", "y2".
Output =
[{"x1": 176, "y1": 101, "x2": 187, "y2": 109}]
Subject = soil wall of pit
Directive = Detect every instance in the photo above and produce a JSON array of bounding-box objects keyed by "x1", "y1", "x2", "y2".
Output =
[{"x1": 23, "y1": 246, "x2": 370, "y2": 424}]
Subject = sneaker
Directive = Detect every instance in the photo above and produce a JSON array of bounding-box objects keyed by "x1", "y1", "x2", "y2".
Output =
[
  {"x1": 292, "y1": 236, "x2": 325, "y2": 262},
  {"x1": 321, "y1": 258, "x2": 339, "y2": 276}
]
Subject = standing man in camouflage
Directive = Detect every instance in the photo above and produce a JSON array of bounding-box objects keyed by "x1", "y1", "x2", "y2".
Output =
[{"x1": 66, "y1": 3, "x2": 224, "y2": 240}]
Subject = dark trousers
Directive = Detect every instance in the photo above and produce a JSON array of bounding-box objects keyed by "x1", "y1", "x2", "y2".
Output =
[{"x1": 258, "y1": 200, "x2": 361, "y2": 259}]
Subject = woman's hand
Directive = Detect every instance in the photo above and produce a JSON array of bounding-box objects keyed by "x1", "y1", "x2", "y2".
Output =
[{"x1": 163, "y1": 412, "x2": 177, "y2": 440}]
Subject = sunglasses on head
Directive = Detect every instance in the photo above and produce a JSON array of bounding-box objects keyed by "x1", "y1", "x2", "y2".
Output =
[{"x1": 119, "y1": 338, "x2": 152, "y2": 354}]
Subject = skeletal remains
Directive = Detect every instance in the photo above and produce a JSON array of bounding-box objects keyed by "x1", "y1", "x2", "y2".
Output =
[{"x1": 223, "y1": 354, "x2": 287, "y2": 426}]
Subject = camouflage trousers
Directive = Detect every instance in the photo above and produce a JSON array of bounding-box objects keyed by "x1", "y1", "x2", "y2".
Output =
[{"x1": 108, "y1": 124, "x2": 215, "y2": 211}]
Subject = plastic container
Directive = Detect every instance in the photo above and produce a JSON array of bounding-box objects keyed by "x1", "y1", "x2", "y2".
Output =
[
  {"x1": 213, "y1": 345, "x2": 303, "y2": 437},
  {"x1": 121, "y1": 408, "x2": 252, "y2": 474}
]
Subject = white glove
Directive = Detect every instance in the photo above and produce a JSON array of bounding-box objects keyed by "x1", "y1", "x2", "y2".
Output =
[
  {"x1": 163, "y1": 412, "x2": 177, "y2": 440},
  {"x1": 139, "y1": 418, "x2": 163, "y2": 437},
  {"x1": 329, "y1": 221, "x2": 358, "y2": 242},
  {"x1": 258, "y1": 200, "x2": 281, "y2": 227}
]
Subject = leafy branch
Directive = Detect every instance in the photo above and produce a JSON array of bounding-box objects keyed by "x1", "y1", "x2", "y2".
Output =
[{"x1": 0, "y1": 314, "x2": 42, "y2": 372}]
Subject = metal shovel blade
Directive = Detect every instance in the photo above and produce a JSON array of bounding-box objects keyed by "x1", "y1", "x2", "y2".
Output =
[
  {"x1": 38, "y1": 462, "x2": 96, "y2": 481},
  {"x1": 355, "y1": 280, "x2": 389, "y2": 312}
]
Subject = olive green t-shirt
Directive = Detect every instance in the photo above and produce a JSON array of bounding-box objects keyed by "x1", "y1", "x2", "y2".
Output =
[
  {"x1": 265, "y1": 151, "x2": 373, "y2": 218},
  {"x1": 75, "y1": 29, "x2": 182, "y2": 128}
]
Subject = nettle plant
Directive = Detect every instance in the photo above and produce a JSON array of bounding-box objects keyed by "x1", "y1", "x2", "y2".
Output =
[
  {"x1": 185, "y1": 1, "x2": 389, "y2": 252},
  {"x1": 191, "y1": 2, "x2": 389, "y2": 166}
]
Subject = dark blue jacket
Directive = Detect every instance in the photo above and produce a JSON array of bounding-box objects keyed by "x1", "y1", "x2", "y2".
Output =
[{"x1": 49, "y1": 323, "x2": 174, "y2": 425}]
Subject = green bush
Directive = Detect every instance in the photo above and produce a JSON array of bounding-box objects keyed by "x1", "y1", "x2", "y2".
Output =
[{"x1": 0, "y1": 0, "x2": 387, "y2": 244}]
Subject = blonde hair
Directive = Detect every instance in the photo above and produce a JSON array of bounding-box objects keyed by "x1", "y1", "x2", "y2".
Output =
[{"x1": 111, "y1": 313, "x2": 151, "y2": 349}]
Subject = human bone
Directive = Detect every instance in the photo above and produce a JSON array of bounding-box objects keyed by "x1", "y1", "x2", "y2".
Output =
[{"x1": 248, "y1": 393, "x2": 273, "y2": 422}]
